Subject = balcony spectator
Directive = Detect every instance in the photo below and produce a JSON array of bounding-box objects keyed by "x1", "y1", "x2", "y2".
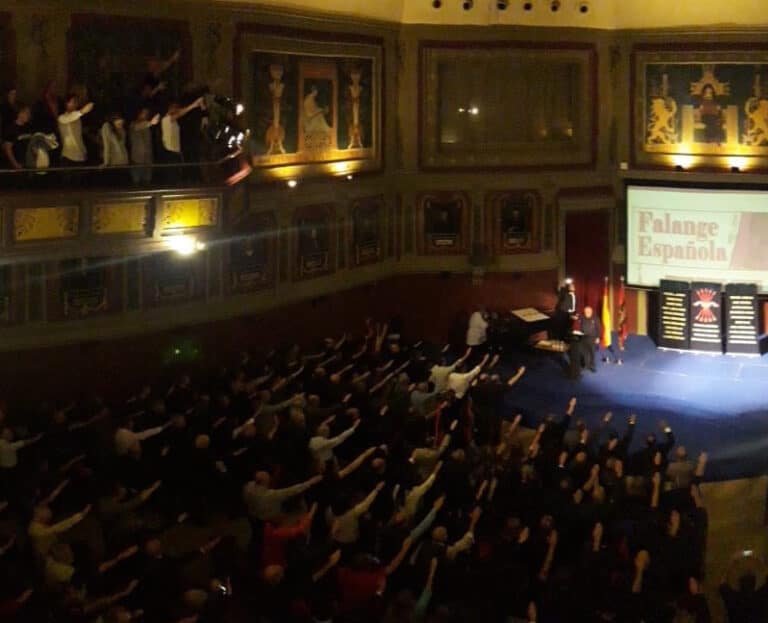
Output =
[
  {"x1": 100, "y1": 113, "x2": 129, "y2": 183},
  {"x1": 161, "y1": 97, "x2": 204, "y2": 182},
  {"x1": 32, "y1": 80, "x2": 64, "y2": 166},
  {"x1": 179, "y1": 84, "x2": 209, "y2": 181},
  {"x1": 129, "y1": 107, "x2": 159, "y2": 185},
  {"x1": 2, "y1": 104, "x2": 32, "y2": 175},
  {"x1": 58, "y1": 94, "x2": 94, "y2": 167}
]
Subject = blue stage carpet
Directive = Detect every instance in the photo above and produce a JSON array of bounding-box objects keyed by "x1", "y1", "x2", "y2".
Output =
[{"x1": 503, "y1": 335, "x2": 768, "y2": 481}]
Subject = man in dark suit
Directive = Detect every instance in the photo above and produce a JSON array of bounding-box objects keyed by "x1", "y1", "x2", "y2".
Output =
[{"x1": 579, "y1": 305, "x2": 601, "y2": 372}]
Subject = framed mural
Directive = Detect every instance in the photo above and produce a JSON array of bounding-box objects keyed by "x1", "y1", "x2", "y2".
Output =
[
  {"x1": 632, "y1": 44, "x2": 768, "y2": 168},
  {"x1": 67, "y1": 14, "x2": 192, "y2": 111},
  {"x1": 293, "y1": 204, "x2": 336, "y2": 280},
  {"x1": 235, "y1": 25, "x2": 383, "y2": 174},
  {"x1": 59, "y1": 257, "x2": 109, "y2": 318},
  {"x1": 419, "y1": 41, "x2": 596, "y2": 171},
  {"x1": 416, "y1": 192, "x2": 470, "y2": 255},
  {"x1": 227, "y1": 211, "x2": 277, "y2": 294},
  {"x1": 350, "y1": 196, "x2": 384, "y2": 266},
  {"x1": 485, "y1": 190, "x2": 542, "y2": 255}
]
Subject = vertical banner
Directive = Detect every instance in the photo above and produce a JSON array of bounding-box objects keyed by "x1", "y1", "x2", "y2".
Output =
[
  {"x1": 689, "y1": 282, "x2": 723, "y2": 352},
  {"x1": 658, "y1": 279, "x2": 691, "y2": 350},
  {"x1": 725, "y1": 283, "x2": 759, "y2": 354}
]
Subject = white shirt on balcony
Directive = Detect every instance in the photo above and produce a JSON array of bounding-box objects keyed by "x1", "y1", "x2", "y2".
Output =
[
  {"x1": 58, "y1": 111, "x2": 87, "y2": 162},
  {"x1": 161, "y1": 114, "x2": 181, "y2": 154}
]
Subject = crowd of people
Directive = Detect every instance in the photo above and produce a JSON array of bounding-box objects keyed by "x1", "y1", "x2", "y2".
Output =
[
  {"x1": 0, "y1": 51, "x2": 231, "y2": 187},
  {"x1": 0, "y1": 315, "x2": 762, "y2": 623}
]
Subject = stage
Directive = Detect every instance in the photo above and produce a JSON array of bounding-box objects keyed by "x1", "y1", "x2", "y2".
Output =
[{"x1": 504, "y1": 335, "x2": 768, "y2": 481}]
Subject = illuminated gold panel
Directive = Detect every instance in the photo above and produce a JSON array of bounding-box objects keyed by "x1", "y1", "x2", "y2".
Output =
[
  {"x1": 159, "y1": 198, "x2": 218, "y2": 232},
  {"x1": 14, "y1": 206, "x2": 79, "y2": 242},
  {"x1": 92, "y1": 202, "x2": 148, "y2": 235}
]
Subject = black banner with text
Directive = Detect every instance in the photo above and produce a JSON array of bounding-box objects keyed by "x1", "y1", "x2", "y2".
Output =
[
  {"x1": 725, "y1": 283, "x2": 759, "y2": 354},
  {"x1": 689, "y1": 282, "x2": 723, "y2": 352},
  {"x1": 658, "y1": 279, "x2": 691, "y2": 350}
]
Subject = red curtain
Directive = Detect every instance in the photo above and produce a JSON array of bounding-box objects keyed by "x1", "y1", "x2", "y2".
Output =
[{"x1": 565, "y1": 210, "x2": 610, "y2": 312}]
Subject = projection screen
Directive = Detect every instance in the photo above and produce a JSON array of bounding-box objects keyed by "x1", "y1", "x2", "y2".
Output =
[{"x1": 626, "y1": 185, "x2": 768, "y2": 294}]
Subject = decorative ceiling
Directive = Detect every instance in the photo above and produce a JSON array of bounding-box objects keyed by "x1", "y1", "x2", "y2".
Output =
[{"x1": 221, "y1": 0, "x2": 768, "y2": 29}]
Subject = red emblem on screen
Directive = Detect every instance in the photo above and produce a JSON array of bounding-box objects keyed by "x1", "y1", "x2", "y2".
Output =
[{"x1": 693, "y1": 288, "x2": 719, "y2": 323}]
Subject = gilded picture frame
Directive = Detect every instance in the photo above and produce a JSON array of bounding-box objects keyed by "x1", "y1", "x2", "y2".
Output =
[
  {"x1": 235, "y1": 25, "x2": 383, "y2": 176},
  {"x1": 485, "y1": 190, "x2": 542, "y2": 255},
  {"x1": 419, "y1": 41, "x2": 597, "y2": 171},
  {"x1": 416, "y1": 192, "x2": 470, "y2": 256},
  {"x1": 632, "y1": 44, "x2": 768, "y2": 168},
  {"x1": 349, "y1": 195, "x2": 384, "y2": 267}
]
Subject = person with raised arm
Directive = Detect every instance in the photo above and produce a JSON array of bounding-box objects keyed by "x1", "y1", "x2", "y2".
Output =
[
  {"x1": 242, "y1": 470, "x2": 322, "y2": 523},
  {"x1": 309, "y1": 418, "x2": 359, "y2": 465},
  {"x1": 447, "y1": 353, "x2": 490, "y2": 400},
  {"x1": 429, "y1": 346, "x2": 472, "y2": 393},
  {"x1": 28, "y1": 503, "x2": 91, "y2": 557},
  {"x1": 329, "y1": 481, "x2": 385, "y2": 546}
]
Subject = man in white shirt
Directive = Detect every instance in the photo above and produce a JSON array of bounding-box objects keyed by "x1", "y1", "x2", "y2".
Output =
[
  {"x1": 466, "y1": 307, "x2": 489, "y2": 349},
  {"x1": 57, "y1": 94, "x2": 93, "y2": 164},
  {"x1": 429, "y1": 347, "x2": 472, "y2": 393},
  {"x1": 447, "y1": 353, "x2": 490, "y2": 400},
  {"x1": 161, "y1": 97, "x2": 204, "y2": 180}
]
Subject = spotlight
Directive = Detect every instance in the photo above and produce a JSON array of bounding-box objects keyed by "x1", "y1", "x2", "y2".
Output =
[
  {"x1": 550, "y1": 0, "x2": 560, "y2": 11},
  {"x1": 235, "y1": 103, "x2": 245, "y2": 115},
  {"x1": 287, "y1": 179, "x2": 298, "y2": 188},
  {"x1": 462, "y1": 0, "x2": 474, "y2": 9},
  {"x1": 522, "y1": 1, "x2": 533, "y2": 9},
  {"x1": 346, "y1": 174, "x2": 354, "y2": 180},
  {"x1": 497, "y1": 0, "x2": 509, "y2": 9},
  {"x1": 166, "y1": 235, "x2": 204, "y2": 256},
  {"x1": 432, "y1": 0, "x2": 442, "y2": 7},
  {"x1": 578, "y1": 1, "x2": 589, "y2": 13}
]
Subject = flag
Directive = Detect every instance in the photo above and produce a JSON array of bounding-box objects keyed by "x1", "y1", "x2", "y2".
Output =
[
  {"x1": 618, "y1": 276, "x2": 628, "y2": 351},
  {"x1": 600, "y1": 276, "x2": 612, "y2": 349}
]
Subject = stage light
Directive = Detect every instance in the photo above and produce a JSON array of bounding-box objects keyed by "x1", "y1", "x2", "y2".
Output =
[
  {"x1": 578, "y1": 1, "x2": 589, "y2": 13},
  {"x1": 671, "y1": 154, "x2": 695, "y2": 169},
  {"x1": 287, "y1": 179, "x2": 298, "y2": 188},
  {"x1": 432, "y1": 0, "x2": 442, "y2": 7},
  {"x1": 728, "y1": 156, "x2": 747, "y2": 171},
  {"x1": 462, "y1": 0, "x2": 474, "y2": 10},
  {"x1": 346, "y1": 174, "x2": 354, "y2": 180},
  {"x1": 235, "y1": 103, "x2": 244, "y2": 116},
  {"x1": 497, "y1": 0, "x2": 509, "y2": 9},
  {"x1": 550, "y1": 0, "x2": 560, "y2": 11},
  {"x1": 166, "y1": 235, "x2": 204, "y2": 256},
  {"x1": 469, "y1": 106, "x2": 479, "y2": 115},
  {"x1": 522, "y1": 1, "x2": 533, "y2": 9},
  {"x1": 565, "y1": 277, "x2": 573, "y2": 285}
]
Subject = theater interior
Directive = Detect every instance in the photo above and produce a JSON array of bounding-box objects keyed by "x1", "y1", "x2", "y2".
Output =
[{"x1": 1, "y1": 1, "x2": 768, "y2": 621}]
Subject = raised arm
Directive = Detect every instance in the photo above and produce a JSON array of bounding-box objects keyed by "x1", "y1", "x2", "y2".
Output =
[
  {"x1": 338, "y1": 446, "x2": 377, "y2": 479},
  {"x1": 537, "y1": 529, "x2": 558, "y2": 581},
  {"x1": 414, "y1": 558, "x2": 439, "y2": 623},
  {"x1": 507, "y1": 365, "x2": 526, "y2": 387},
  {"x1": 351, "y1": 482, "x2": 385, "y2": 517},
  {"x1": 409, "y1": 496, "x2": 444, "y2": 542},
  {"x1": 404, "y1": 463, "x2": 442, "y2": 519},
  {"x1": 384, "y1": 536, "x2": 412, "y2": 576}
]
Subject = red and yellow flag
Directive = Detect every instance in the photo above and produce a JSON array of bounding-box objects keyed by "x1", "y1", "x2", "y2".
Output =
[
  {"x1": 600, "y1": 276, "x2": 612, "y2": 349},
  {"x1": 618, "y1": 276, "x2": 628, "y2": 351}
]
